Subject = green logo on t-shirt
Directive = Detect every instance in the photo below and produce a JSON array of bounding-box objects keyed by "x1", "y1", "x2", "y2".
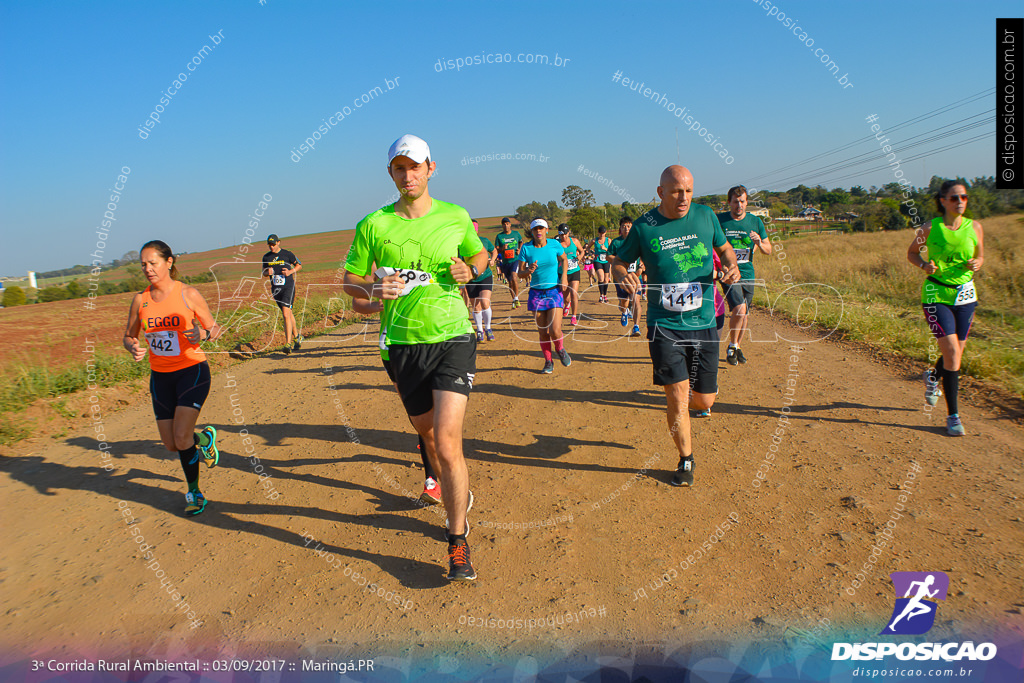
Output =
[
  {"x1": 671, "y1": 241, "x2": 708, "y2": 273},
  {"x1": 650, "y1": 237, "x2": 661, "y2": 253}
]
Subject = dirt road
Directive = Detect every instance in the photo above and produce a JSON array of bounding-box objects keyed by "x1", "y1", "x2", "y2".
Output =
[{"x1": 2, "y1": 290, "x2": 1022, "y2": 672}]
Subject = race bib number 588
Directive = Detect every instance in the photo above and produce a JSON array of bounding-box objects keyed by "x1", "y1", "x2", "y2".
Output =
[
  {"x1": 375, "y1": 266, "x2": 436, "y2": 296},
  {"x1": 660, "y1": 283, "x2": 703, "y2": 312},
  {"x1": 954, "y1": 280, "x2": 977, "y2": 305}
]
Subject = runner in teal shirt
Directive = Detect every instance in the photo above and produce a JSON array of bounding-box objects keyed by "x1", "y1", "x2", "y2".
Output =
[{"x1": 716, "y1": 185, "x2": 771, "y2": 366}]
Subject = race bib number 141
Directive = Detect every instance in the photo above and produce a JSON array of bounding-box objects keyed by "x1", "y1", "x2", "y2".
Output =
[{"x1": 660, "y1": 283, "x2": 703, "y2": 312}]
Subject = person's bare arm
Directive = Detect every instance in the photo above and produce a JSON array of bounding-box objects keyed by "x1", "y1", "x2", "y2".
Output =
[
  {"x1": 122, "y1": 293, "x2": 147, "y2": 361},
  {"x1": 714, "y1": 242, "x2": 741, "y2": 284},
  {"x1": 967, "y1": 221, "x2": 984, "y2": 272},
  {"x1": 906, "y1": 224, "x2": 937, "y2": 274}
]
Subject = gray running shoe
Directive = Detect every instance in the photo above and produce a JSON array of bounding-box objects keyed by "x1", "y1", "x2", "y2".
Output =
[
  {"x1": 946, "y1": 414, "x2": 965, "y2": 437},
  {"x1": 542, "y1": 360, "x2": 554, "y2": 374},
  {"x1": 924, "y1": 371, "x2": 942, "y2": 406},
  {"x1": 557, "y1": 349, "x2": 572, "y2": 367}
]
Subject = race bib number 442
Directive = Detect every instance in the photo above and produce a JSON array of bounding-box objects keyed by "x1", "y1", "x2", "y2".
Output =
[
  {"x1": 660, "y1": 283, "x2": 703, "y2": 312},
  {"x1": 374, "y1": 266, "x2": 436, "y2": 296},
  {"x1": 145, "y1": 330, "x2": 181, "y2": 356}
]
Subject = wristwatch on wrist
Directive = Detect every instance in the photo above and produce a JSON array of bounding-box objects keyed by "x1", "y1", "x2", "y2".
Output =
[{"x1": 470, "y1": 265, "x2": 480, "y2": 278}]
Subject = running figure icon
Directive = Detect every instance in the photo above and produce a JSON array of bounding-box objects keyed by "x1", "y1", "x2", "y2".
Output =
[
  {"x1": 881, "y1": 571, "x2": 949, "y2": 635},
  {"x1": 887, "y1": 575, "x2": 939, "y2": 631}
]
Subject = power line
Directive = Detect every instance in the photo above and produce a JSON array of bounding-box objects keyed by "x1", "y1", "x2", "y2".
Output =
[
  {"x1": 753, "y1": 112, "x2": 993, "y2": 190},
  {"x1": 740, "y1": 88, "x2": 994, "y2": 187}
]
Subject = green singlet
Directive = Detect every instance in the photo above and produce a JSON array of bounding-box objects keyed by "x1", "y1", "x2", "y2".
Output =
[{"x1": 921, "y1": 217, "x2": 978, "y2": 306}]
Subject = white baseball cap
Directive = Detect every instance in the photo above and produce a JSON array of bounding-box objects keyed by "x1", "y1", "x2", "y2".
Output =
[
  {"x1": 530, "y1": 218, "x2": 549, "y2": 230},
  {"x1": 388, "y1": 134, "x2": 431, "y2": 165}
]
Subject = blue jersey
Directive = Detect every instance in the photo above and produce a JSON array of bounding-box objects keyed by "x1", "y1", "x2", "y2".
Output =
[{"x1": 517, "y1": 240, "x2": 564, "y2": 290}]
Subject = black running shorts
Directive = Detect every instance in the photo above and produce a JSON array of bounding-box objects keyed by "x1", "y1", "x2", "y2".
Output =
[
  {"x1": 272, "y1": 282, "x2": 296, "y2": 309},
  {"x1": 647, "y1": 326, "x2": 719, "y2": 393},
  {"x1": 150, "y1": 361, "x2": 212, "y2": 420},
  {"x1": 388, "y1": 335, "x2": 477, "y2": 417},
  {"x1": 465, "y1": 273, "x2": 494, "y2": 299},
  {"x1": 723, "y1": 282, "x2": 755, "y2": 311}
]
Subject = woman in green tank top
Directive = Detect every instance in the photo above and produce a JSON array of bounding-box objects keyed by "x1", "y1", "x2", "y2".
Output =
[
  {"x1": 906, "y1": 181, "x2": 985, "y2": 436},
  {"x1": 593, "y1": 227, "x2": 612, "y2": 302}
]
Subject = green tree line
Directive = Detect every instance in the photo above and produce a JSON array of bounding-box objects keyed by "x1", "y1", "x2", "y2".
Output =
[
  {"x1": 510, "y1": 175, "x2": 1024, "y2": 241},
  {"x1": 2, "y1": 268, "x2": 214, "y2": 307}
]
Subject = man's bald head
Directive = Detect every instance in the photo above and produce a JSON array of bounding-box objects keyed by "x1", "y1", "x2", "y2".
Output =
[
  {"x1": 657, "y1": 165, "x2": 695, "y2": 220},
  {"x1": 660, "y1": 165, "x2": 693, "y2": 188}
]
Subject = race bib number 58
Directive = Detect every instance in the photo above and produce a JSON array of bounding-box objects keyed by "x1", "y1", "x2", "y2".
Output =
[{"x1": 660, "y1": 283, "x2": 703, "y2": 312}]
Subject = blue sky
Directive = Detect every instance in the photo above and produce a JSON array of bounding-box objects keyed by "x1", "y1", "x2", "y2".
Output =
[{"x1": 0, "y1": 0, "x2": 1011, "y2": 275}]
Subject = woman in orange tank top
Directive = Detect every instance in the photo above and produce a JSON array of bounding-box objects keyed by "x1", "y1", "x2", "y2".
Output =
[{"x1": 122, "y1": 240, "x2": 223, "y2": 516}]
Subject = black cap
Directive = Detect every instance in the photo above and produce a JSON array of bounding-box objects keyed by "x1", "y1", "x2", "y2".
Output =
[
  {"x1": 267, "y1": 234, "x2": 279, "y2": 245},
  {"x1": 557, "y1": 223, "x2": 570, "y2": 236}
]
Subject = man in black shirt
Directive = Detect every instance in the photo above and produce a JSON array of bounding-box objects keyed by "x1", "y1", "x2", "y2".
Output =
[{"x1": 262, "y1": 234, "x2": 303, "y2": 354}]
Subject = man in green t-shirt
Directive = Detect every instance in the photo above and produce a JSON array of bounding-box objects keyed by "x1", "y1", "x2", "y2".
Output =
[
  {"x1": 343, "y1": 134, "x2": 488, "y2": 582},
  {"x1": 611, "y1": 165, "x2": 740, "y2": 488},
  {"x1": 717, "y1": 185, "x2": 771, "y2": 366},
  {"x1": 494, "y1": 218, "x2": 524, "y2": 308},
  {"x1": 466, "y1": 220, "x2": 497, "y2": 341}
]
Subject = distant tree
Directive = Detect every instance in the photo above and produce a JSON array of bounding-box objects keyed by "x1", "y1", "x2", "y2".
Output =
[
  {"x1": 850, "y1": 185, "x2": 866, "y2": 197},
  {"x1": 567, "y1": 206, "x2": 603, "y2": 242},
  {"x1": 123, "y1": 265, "x2": 147, "y2": 291},
  {"x1": 546, "y1": 201, "x2": 565, "y2": 226},
  {"x1": 561, "y1": 185, "x2": 595, "y2": 211},
  {"x1": 66, "y1": 280, "x2": 83, "y2": 298},
  {"x1": 2, "y1": 286, "x2": 26, "y2": 307},
  {"x1": 600, "y1": 202, "x2": 622, "y2": 227},
  {"x1": 514, "y1": 201, "x2": 546, "y2": 232},
  {"x1": 770, "y1": 201, "x2": 792, "y2": 217},
  {"x1": 38, "y1": 286, "x2": 70, "y2": 303}
]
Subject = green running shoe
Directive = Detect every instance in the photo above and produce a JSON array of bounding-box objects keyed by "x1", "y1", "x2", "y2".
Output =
[{"x1": 199, "y1": 426, "x2": 218, "y2": 468}]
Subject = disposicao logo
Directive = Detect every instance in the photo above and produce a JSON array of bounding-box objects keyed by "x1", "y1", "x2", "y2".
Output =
[
  {"x1": 831, "y1": 571, "x2": 997, "y2": 662},
  {"x1": 881, "y1": 571, "x2": 947, "y2": 635}
]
